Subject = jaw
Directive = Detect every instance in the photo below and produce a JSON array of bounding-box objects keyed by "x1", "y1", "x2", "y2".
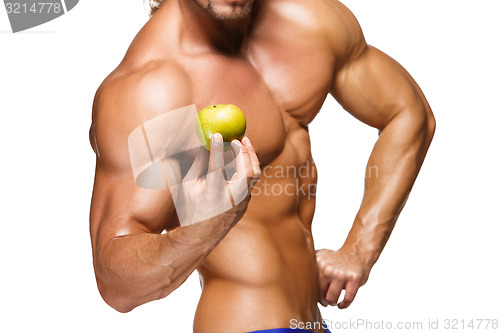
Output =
[
  {"x1": 175, "y1": 0, "x2": 258, "y2": 53},
  {"x1": 191, "y1": 0, "x2": 255, "y2": 22}
]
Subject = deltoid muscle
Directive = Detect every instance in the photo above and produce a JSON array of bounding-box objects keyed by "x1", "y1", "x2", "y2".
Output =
[{"x1": 127, "y1": 104, "x2": 247, "y2": 226}]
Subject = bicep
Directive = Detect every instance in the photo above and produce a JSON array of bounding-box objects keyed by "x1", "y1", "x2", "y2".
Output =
[
  {"x1": 89, "y1": 65, "x2": 192, "y2": 255},
  {"x1": 331, "y1": 45, "x2": 430, "y2": 130},
  {"x1": 90, "y1": 162, "x2": 178, "y2": 257}
]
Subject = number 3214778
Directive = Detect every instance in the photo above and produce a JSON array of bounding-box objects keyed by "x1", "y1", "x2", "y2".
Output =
[
  {"x1": 443, "y1": 319, "x2": 498, "y2": 330},
  {"x1": 5, "y1": 2, "x2": 62, "y2": 14}
]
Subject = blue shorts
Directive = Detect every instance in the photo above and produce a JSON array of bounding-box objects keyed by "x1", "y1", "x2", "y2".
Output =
[{"x1": 247, "y1": 328, "x2": 332, "y2": 333}]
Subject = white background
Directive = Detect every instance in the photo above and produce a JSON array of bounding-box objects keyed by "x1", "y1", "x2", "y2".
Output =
[{"x1": 1, "y1": 1, "x2": 499, "y2": 332}]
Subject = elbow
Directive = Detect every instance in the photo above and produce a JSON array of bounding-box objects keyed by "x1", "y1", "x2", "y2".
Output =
[
  {"x1": 423, "y1": 107, "x2": 436, "y2": 146},
  {"x1": 92, "y1": 240, "x2": 177, "y2": 313},
  {"x1": 107, "y1": 299, "x2": 136, "y2": 314},
  {"x1": 401, "y1": 102, "x2": 436, "y2": 143},
  {"x1": 95, "y1": 274, "x2": 174, "y2": 313},
  {"x1": 101, "y1": 287, "x2": 173, "y2": 313},
  {"x1": 97, "y1": 279, "x2": 138, "y2": 313},
  {"x1": 427, "y1": 110, "x2": 436, "y2": 139},
  {"x1": 93, "y1": 246, "x2": 140, "y2": 313}
]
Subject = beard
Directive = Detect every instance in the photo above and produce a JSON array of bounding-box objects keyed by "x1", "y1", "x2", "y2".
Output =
[{"x1": 191, "y1": 0, "x2": 255, "y2": 21}]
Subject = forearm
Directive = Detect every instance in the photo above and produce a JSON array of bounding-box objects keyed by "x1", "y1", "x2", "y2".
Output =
[
  {"x1": 343, "y1": 107, "x2": 435, "y2": 267},
  {"x1": 95, "y1": 216, "x2": 235, "y2": 312}
]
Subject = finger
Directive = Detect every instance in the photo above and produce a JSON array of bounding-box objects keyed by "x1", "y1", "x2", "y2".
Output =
[
  {"x1": 325, "y1": 275, "x2": 345, "y2": 306},
  {"x1": 226, "y1": 140, "x2": 252, "y2": 205},
  {"x1": 315, "y1": 249, "x2": 330, "y2": 271},
  {"x1": 316, "y1": 250, "x2": 331, "y2": 307},
  {"x1": 230, "y1": 139, "x2": 253, "y2": 184},
  {"x1": 207, "y1": 133, "x2": 226, "y2": 190},
  {"x1": 242, "y1": 137, "x2": 261, "y2": 186},
  {"x1": 209, "y1": 133, "x2": 224, "y2": 172},
  {"x1": 184, "y1": 146, "x2": 209, "y2": 181},
  {"x1": 318, "y1": 265, "x2": 332, "y2": 307},
  {"x1": 338, "y1": 279, "x2": 360, "y2": 309}
]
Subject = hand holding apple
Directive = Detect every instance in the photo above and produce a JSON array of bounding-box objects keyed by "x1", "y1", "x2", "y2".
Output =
[{"x1": 196, "y1": 104, "x2": 247, "y2": 150}]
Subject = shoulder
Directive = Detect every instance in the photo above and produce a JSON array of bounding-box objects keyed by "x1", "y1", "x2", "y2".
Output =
[
  {"x1": 317, "y1": 0, "x2": 367, "y2": 64},
  {"x1": 266, "y1": 0, "x2": 366, "y2": 63},
  {"x1": 90, "y1": 60, "x2": 193, "y2": 166},
  {"x1": 95, "y1": 60, "x2": 192, "y2": 119}
]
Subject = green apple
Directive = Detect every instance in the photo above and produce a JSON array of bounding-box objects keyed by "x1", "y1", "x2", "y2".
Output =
[{"x1": 196, "y1": 104, "x2": 247, "y2": 150}]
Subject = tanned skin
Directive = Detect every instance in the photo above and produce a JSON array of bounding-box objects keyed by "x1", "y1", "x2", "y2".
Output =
[{"x1": 89, "y1": 0, "x2": 435, "y2": 332}]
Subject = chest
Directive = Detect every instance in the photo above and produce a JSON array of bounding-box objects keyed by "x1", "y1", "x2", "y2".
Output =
[
  {"x1": 247, "y1": 28, "x2": 334, "y2": 124},
  {"x1": 182, "y1": 43, "x2": 332, "y2": 165}
]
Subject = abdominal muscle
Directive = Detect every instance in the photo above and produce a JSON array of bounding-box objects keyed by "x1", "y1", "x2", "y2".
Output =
[{"x1": 194, "y1": 133, "x2": 321, "y2": 332}]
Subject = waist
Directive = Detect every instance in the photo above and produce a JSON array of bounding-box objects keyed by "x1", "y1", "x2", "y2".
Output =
[
  {"x1": 193, "y1": 281, "x2": 322, "y2": 333},
  {"x1": 194, "y1": 215, "x2": 319, "y2": 332}
]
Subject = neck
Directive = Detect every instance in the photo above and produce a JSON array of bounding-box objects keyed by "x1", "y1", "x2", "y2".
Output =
[{"x1": 164, "y1": 0, "x2": 256, "y2": 54}]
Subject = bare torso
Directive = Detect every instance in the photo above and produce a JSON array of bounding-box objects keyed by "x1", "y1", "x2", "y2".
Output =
[
  {"x1": 92, "y1": 0, "x2": 351, "y2": 331},
  {"x1": 166, "y1": 2, "x2": 332, "y2": 331},
  {"x1": 180, "y1": 7, "x2": 332, "y2": 329},
  {"x1": 90, "y1": 0, "x2": 435, "y2": 331}
]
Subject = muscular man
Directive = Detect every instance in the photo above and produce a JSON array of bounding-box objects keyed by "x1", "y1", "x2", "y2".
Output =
[{"x1": 89, "y1": 0, "x2": 435, "y2": 332}]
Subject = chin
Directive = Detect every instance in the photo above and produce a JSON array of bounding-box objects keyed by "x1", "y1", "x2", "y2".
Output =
[{"x1": 206, "y1": 0, "x2": 254, "y2": 21}]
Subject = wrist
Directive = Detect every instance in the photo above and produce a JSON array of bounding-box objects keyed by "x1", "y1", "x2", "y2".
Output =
[
  {"x1": 342, "y1": 212, "x2": 396, "y2": 268},
  {"x1": 340, "y1": 239, "x2": 381, "y2": 269}
]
